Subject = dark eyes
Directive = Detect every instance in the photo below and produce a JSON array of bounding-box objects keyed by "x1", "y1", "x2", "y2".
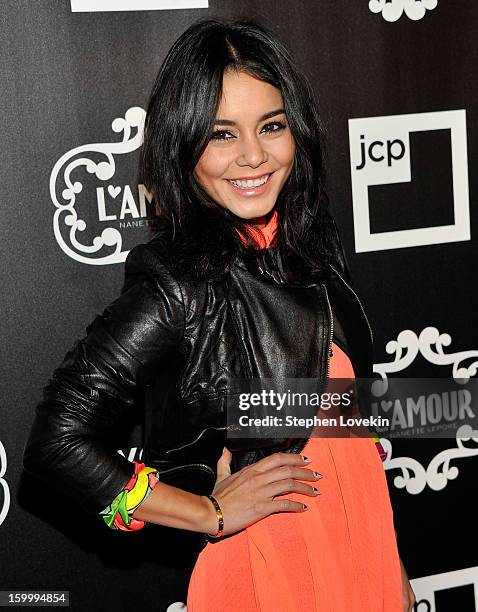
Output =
[{"x1": 210, "y1": 121, "x2": 287, "y2": 141}]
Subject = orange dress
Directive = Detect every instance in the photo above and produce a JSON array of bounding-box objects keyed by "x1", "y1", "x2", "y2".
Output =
[
  {"x1": 187, "y1": 211, "x2": 403, "y2": 611},
  {"x1": 187, "y1": 342, "x2": 402, "y2": 611}
]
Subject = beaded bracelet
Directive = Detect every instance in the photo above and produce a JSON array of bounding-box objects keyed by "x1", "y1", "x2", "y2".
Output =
[
  {"x1": 100, "y1": 460, "x2": 160, "y2": 531},
  {"x1": 371, "y1": 435, "x2": 387, "y2": 462}
]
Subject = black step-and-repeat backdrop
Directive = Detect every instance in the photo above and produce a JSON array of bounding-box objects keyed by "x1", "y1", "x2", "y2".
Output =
[{"x1": 1, "y1": 1, "x2": 477, "y2": 610}]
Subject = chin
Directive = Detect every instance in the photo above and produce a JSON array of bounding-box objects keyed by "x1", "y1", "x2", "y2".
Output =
[{"x1": 230, "y1": 201, "x2": 276, "y2": 220}]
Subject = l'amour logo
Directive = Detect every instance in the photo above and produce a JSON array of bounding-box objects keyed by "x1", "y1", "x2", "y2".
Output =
[
  {"x1": 373, "y1": 326, "x2": 478, "y2": 494},
  {"x1": 50, "y1": 107, "x2": 154, "y2": 265}
]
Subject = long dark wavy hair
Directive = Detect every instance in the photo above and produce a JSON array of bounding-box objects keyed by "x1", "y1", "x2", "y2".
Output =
[{"x1": 140, "y1": 18, "x2": 338, "y2": 283}]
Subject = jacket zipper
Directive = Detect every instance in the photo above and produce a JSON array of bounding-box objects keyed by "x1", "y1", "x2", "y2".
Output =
[
  {"x1": 329, "y1": 264, "x2": 374, "y2": 346},
  {"x1": 323, "y1": 283, "x2": 334, "y2": 381},
  {"x1": 288, "y1": 283, "x2": 333, "y2": 455}
]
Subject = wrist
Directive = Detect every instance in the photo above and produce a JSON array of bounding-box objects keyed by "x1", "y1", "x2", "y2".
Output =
[
  {"x1": 130, "y1": 482, "x2": 221, "y2": 534},
  {"x1": 199, "y1": 495, "x2": 222, "y2": 536},
  {"x1": 205, "y1": 494, "x2": 224, "y2": 538}
]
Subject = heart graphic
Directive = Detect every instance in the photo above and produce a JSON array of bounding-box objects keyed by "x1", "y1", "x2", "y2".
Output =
[
  {"x1": 380, "y1": 400, "x2": 393, "y2": 413},
  {"x1": 108, "y1": 185, "x2": 121, "y2": 199}
]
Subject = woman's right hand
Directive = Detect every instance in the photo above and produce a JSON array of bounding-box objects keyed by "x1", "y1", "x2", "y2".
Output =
[{"x1": 201, "y1": 447, "x2": 322, "y2": 537}]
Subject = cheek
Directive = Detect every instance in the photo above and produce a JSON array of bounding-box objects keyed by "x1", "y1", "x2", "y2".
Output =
[
  {"x1": 272, "y1": 134, "x2": 296, "y2": 170},
  {"x1": 195, "y1": 148, "x2": 232, "y2": 183}
]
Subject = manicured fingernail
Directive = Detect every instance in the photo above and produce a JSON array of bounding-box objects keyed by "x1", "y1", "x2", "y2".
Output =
[
  {"x1": 303, "y1": 504, "x2": 308, "y2": 510},
  {"x1": 302, "y1": 455, "x2": 311, "y2": 463},
  {"x1": 314, "y1": 471, "x2": 322, "y2": 478},
  {"x1": 313, "y1": 487, "x2": 320, "y2": 494}
]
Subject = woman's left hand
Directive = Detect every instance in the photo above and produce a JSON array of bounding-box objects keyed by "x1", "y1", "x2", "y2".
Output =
[{"x1": 400, "y1": 555, "x2": 416, "y2": 611}]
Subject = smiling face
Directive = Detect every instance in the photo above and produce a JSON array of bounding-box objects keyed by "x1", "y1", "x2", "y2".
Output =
[{"x1": 194, "y1": 70, "x2": 296, "y2": 228}]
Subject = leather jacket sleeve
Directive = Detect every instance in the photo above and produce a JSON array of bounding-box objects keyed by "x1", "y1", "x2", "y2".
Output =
[{"x1": 22, "y1": 243, "x2": 185, "y2": 515}]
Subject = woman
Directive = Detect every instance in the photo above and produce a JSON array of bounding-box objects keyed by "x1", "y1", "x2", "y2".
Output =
[{"x1": 23, "y1": 18, "x2": 415, "y2": 611}]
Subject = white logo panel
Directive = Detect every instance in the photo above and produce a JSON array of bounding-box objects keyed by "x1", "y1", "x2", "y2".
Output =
[
  {"x1": 348, "y1": 110, "x2": 470, "y2": 252},
  {"x1": 410, "y1": 566, "x2": 478, "y2": 611},
  {"x1": 71, "y1": 0, "x2": 208, "y2": 12}
]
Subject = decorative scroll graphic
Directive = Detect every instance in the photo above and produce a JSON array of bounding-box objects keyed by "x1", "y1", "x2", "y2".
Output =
[
  {"x1": 165, "y1": 603, "x2": 186, "y2": 612},
  {"x1": 374, "y1": 327, "x2": 478, "y2": 493},
  {"x1": 0, "y1": 441, "x2": 10, "y2": 527},
  {"x1": 50, "y1": 106, "x2": 148, "y2": 266},
  {"x1": 368, "y1": 0, "x2": 438, "y2": 22},
  {"x1": 373, "y1": 326, "x2": 478, "y2": 391}
]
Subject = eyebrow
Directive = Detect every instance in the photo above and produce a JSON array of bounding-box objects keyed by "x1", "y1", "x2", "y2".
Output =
[{"x1": 213, "y1": 108, "x2": 286, "y2": 126}]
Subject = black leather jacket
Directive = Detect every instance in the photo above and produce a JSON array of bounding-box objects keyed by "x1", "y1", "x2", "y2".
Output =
[{"x1": 22, "y1": 224, "x2": 374, "y2": 518}]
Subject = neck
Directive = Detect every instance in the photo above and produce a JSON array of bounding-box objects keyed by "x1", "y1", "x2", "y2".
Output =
[
  {"x1": 236, "y1": 209, "x2": 278, "y2": 249},
  {"x1": 248, "y1": 208, "x2": 274, "y2": 230}
]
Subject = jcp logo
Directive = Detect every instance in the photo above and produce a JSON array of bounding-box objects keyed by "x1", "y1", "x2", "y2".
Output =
[
  {"x1": 71, "y1": 0, "x2": 208, "y2": 12},
  {"x1": 410, "y1": 565, "x2": 478, "y2": 611},
  {"x1": 348, "y1": 109, "x2": 470, "y2": 253},
  {"x1": 354, "y1": 134, "x2": 405, "y2": 170},
  {"x1": 0, "y1": 441, "x2": 10, "y2": 527}
]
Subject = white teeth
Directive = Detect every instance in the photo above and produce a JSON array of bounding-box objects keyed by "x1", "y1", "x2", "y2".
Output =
[{"x1": 229, "y1": 174, "x2": 270, "y2": 189}]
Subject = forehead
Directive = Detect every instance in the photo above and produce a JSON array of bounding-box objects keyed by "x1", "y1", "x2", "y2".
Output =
[{"x1": 217, "y1": 71, "x2": 284, "y2": 119}]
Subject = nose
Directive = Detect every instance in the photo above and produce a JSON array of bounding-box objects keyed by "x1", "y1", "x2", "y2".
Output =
[{"x1": 237, "y1": 134, "x2": 268, "y2": 168}]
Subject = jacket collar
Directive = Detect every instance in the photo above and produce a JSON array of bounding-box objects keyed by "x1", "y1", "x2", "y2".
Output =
[{"x1": 232, "y1": 248, "x2": 333, "y2": 288}]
